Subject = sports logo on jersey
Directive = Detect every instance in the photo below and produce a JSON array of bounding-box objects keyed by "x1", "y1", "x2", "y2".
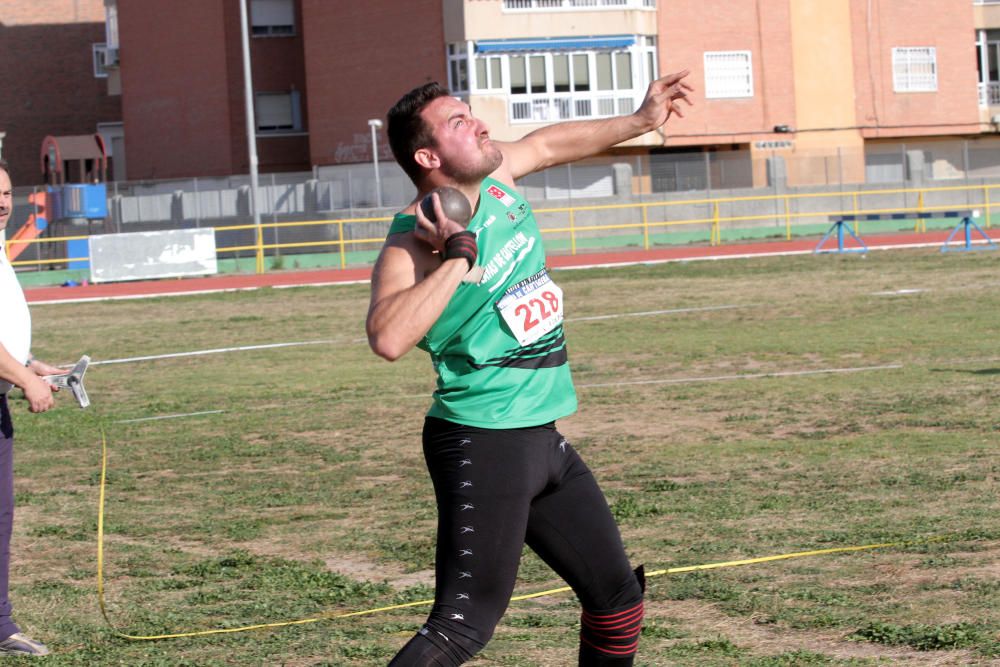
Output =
[
  {"x1": 506, "y1": 203, "x2": 529, "y2": 227},
  {"x1": 487, "y1": 184, "x2": 515, "y2": 207}
]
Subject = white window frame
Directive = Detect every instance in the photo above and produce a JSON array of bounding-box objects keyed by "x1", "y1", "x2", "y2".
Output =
[
  {"x1": 251, "y1": 0, "x2": 296, "y2": 37},
  {"x1": 451, "y1": 38, "x2": 656, "y2": 124},
  {"x1": 977, "y1": 30, "x2": 1000, "y2": 105},
  {"x1": 704, "y1": 51, "x2": 753, "y2": 99},
  {"x1": 255, "y1": 91, "x2": 303, "y2": 134},
  {"x1": 474, "y1": 54, "x2": 505, "y2": 92},
  {"x1": 892, "y1": 47, "x2": 938, "y2": 93},
  {"x1": 105, "y1": 1, "x2": 119, "y2": 49},
  {"x1": 448, "y1": 43, "x2": 471, "y2": 94},
  {"x1": 502, "y1": 0, "x2": 655, "y2": 10},
  {"x1": 92, "y1": 43, "x2": 109, "y2": 78}
]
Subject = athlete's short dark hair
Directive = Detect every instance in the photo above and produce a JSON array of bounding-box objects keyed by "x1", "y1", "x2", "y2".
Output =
[
  {"x1": 387, "y1": 82, "x2": 451, "y2": 185},
  {"x1": 0, "y1": 159, "x2": 9, "y2": 178}
]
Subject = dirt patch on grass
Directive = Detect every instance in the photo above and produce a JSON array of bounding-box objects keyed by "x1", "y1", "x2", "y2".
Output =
[
  {"x1": 650, "y1": 598, "x2": 981, "y2": 665},
  {"x1": 323, "y1": 554, "x2": 434, "y2": 590}
]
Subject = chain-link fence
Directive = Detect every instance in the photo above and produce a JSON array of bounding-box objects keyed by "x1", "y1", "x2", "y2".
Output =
[{"x1": 6, "y1": 137, "x2": 1000, "y2": 272}]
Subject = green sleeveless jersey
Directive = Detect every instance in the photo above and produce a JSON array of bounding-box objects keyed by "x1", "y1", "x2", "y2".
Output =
[{"x1": 388, "y1": 177, "x2": 577, "y2": 428}]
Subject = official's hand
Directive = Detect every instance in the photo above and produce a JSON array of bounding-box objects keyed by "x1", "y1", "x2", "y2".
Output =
[
  {"x1": 28, "y1": 358, "x2": 66, "y2": 378},
  {"x1": 414, "y1": 193, "x2": 467, "y2": 254},
  {"x1": 22, "y1": 374, "x2": 55, "y2": 413},
  {"x1": 635, "y1": 70, "x2": 694, "y2": 130}
]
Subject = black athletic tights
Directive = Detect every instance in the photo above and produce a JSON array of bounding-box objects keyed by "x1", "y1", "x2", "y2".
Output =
[{"x1": 388, "y1": 417, "x2": 644, "y2": 666}]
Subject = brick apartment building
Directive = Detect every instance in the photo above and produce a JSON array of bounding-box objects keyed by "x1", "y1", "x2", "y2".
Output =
[
  {"x1": 657, "y1": 0, "x2": 985, "y2": 184},
  {"x1": 68, "y1": 0, "x2": 1000, "y2": 186},
  {"x1": 106, "y1": 0, "x2": 447, "y2": 180},
  {"x1": 0, "y1": 0, "x2": 122, "y2": 185}
]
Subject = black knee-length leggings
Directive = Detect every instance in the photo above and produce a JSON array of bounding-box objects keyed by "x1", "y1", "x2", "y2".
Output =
[{"x1": 388, "y1": 417, "x2": 643, "y2": 666}]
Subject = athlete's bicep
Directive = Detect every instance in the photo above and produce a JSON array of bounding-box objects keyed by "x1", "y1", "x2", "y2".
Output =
[
  {"x1": 370, "y1": 236, "x2": 422, "y2": 306},
  {"x1": 367, "y1": 233, "x2": 440, "y2": 324},
  {"x1": 367, "y1": 233, "x2": 453, "y2": 360}
]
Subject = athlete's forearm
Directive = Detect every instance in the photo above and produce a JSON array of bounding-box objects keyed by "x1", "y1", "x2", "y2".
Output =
[
  {"x1": 504, "y1": 113, "x2": 649, "y2": 179},
  {"x1": 502, "y1": 70, "x2": 692, "y2": 180},
  {"x1": 367, "y1": 258, "x2": 469, "y2": 361}
]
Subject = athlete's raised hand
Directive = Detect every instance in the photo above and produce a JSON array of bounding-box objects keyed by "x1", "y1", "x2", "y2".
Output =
[{"x1": 635, "y1": 70, "x2": 694, "y2": 129}]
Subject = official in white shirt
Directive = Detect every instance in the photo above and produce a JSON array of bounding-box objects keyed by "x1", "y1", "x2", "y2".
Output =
[{"x1": 0, "y1": 160, "x2": 67, "y2": 656}]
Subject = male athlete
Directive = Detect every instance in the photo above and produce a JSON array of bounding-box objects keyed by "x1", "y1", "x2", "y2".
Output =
[{"x1": 367, "y1": 71, "x2": 692, "y2": 666}]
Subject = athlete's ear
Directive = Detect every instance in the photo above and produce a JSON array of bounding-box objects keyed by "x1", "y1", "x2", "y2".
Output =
[{"x1": 415, "y1": 147, "x2": 440, "y2": 171}]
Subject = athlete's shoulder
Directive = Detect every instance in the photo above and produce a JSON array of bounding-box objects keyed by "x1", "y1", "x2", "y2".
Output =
[{"x1": 388, "y1": 207, "x2": 418, "y2": 236}]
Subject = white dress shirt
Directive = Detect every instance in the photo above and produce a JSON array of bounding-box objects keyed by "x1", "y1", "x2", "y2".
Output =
[{"x1": 0, "y1": 237, "x2": 32, "y2": 394}]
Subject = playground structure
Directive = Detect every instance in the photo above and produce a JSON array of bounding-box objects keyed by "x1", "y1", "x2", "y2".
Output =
[{"x1": 6, "y1": 135, "x2": 109, "y2": 265}]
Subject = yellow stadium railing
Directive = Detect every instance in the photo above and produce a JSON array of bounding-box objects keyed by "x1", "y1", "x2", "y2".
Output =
[{"x1": 7, "y1": 183, "x2": 998, "y2": 271}]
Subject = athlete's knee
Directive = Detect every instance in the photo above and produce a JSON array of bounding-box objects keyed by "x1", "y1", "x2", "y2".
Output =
[{"x1": 578, "y1": 566, "x2": 645, "y2": 666}]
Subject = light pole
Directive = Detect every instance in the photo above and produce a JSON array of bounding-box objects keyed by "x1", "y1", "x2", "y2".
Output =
[
  {"x1": 238, "y1": 0, "x2": 263, "y2": 272},
  {"x1": 368, "y1": 118, "x2": 383, "y2": 208}
]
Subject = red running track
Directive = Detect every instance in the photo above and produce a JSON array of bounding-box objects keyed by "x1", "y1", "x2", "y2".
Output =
[{"x1": 24, "y1": 228, "x2": 1000, "y2": 305}]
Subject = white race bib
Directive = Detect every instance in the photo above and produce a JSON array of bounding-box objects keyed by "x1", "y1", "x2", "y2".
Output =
[{"x1": 496, "y1": 270, "x2": 564, "y2": 346}]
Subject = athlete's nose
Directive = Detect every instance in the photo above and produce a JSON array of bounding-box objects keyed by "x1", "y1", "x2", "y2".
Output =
[{"x1": 477, "y1": 117, "x2": 491, "y2": 137}]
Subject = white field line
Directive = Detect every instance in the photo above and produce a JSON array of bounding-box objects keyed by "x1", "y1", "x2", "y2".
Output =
[
  {"x1": 273, "y1": 280, "x2": 369, "y2": 288},
  {"x1": 91, "y1": 340, "x2": 337, "y2": 366},
  {"x1": 29, "y1": 286, "x2": 266, "y2": 306},
  {"x1": 557, "y1": 238, "x2": 999, "y2": 272},
  {"x1": 871, "y1": 280, "x2": 1000, "y2": 297},
  {"x1": 29, "y1": 281, "x2": 366, "y2": 306},
  {"x1": 86, "y1": 304, "x2": 746, "y2": 367},
  {"x1": 578, "y1": 363, "x2": 903, "y2": 389},
  {"x1": 115, "y1": 410, "x2": 226, "y2": 424},
  {"x1": 566, "y1": 304, "x2": 747, "y2": 322},
  {"x1": 556, "y1": 250, "x2": 814, "y2": 271},
  {"x1": 871, "y1": 288, "x2": 926, "y2": 296}
]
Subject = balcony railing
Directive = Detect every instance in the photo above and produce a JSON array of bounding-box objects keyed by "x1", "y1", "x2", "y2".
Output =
[
  {"x1": 503, "y1": 0, "x2": 655, "y2": 10},
  {"x1": 979, "y1": 81, "x2": 1000, "y2": 105},
  {"x1": 509, "y1": 92, "x2": 639, "y2": 123}
]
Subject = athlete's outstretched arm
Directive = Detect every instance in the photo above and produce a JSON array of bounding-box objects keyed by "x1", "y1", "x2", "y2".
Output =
[{"x1": 498, "y1": 70, "x2": 694, "y2": 181}]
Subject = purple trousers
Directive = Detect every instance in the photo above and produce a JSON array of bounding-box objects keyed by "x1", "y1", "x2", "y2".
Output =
[{"x1": 0, "y1": 395, "x2": 21, "y2": 639}]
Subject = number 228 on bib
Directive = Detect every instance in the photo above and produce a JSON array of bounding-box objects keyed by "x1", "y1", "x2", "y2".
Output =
[{"x1": 496, "y1": 270, "x2": 564, "y2": 347}]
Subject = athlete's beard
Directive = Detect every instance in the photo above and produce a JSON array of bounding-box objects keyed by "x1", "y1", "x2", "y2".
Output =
[{"x1": 444, "y1": 144, "x2": 504, "y2": 187}]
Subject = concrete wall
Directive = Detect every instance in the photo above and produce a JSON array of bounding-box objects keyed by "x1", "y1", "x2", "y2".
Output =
[{"x1": 40, "y1": 137, "x2": 1000, "y2": 229}]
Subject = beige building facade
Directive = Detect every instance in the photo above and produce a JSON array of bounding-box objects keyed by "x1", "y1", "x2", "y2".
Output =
[{"x1": 438, "y1": 0, "x2": 996, "y2": 189}]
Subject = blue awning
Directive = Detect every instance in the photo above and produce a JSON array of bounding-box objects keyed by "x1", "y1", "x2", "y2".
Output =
[{"x1": 475, "y1": 35, "x2": 636, "y2": 53}]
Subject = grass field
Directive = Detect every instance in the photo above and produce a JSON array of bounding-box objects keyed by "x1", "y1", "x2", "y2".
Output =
[{"x1": 10, "y1": 248, "x2": 1000, "y2": 665}]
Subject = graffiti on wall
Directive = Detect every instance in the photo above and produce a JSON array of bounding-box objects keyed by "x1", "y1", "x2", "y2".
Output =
[{"x1": 333, "y1": 133, "x2": 390, "y2": 164}]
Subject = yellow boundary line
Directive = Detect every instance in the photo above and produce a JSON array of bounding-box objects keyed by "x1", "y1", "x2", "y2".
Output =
[{"x1": 94, "y1": 432, "x2": 956, "y2": 641}]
